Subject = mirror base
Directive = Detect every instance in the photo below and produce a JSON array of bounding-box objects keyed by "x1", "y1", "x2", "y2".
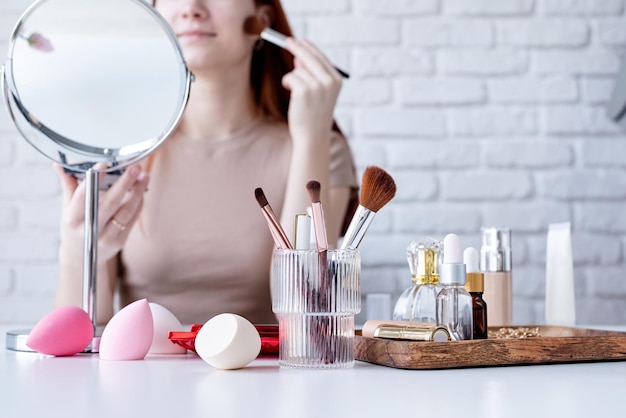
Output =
[{"x1": 5, "y1": 329, "x2": 101, "y2": 354}]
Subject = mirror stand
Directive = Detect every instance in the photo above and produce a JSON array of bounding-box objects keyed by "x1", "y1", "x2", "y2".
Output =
[
  {"x1": 5, "y1": 169, "x2": 102, "y2": 353},
  {"x1": 82, "y1": 169, "x2": 100, "y2": 352}
]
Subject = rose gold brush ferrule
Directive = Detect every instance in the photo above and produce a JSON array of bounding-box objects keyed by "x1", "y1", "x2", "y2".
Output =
[
  {"x1": 261, "y1": 206, "x2": 292, "y2": 250},
  {"x1": 340, "y1": 206, "x2": 375, "y2": 249},
  {"x1": 310, "y1": 202, "x2": 328, "y2": 251}
]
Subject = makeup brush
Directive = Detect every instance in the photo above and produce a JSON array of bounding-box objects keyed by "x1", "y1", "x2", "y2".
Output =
[
  {"x1": 340, "y1": 166, "x2": 397, "y2": 250},
  {"x1": 243, "y1": 16, "x2": 350, "y2": 79},
  {"x1": 254, "y1": 187, "x2": 293, "y2": 250},
  {"x1": 306, "y1": 181, "x2": 328, "y2": 251}
]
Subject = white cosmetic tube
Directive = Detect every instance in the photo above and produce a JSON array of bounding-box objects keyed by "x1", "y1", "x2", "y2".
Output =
[{"x1": 545, "y1": 222, "x2": 576, "y2": 326}]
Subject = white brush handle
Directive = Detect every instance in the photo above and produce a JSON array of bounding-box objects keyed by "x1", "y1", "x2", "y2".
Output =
[
  {"x1": 340, "y1": 205, "x2": 376, "y2": 249},
  {"x1": 261, "y1": 28, "x2": 288, "y2": 49}
]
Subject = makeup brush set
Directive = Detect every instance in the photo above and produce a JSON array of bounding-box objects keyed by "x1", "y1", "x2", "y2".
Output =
[{"x1": 254, "y1": 165, "x2": 397, "y2": 252}]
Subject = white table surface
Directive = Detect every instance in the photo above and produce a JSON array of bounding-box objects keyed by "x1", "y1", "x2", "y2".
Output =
[{"x1": 2, "y1": 324, "x2": 626, "y2": 418}]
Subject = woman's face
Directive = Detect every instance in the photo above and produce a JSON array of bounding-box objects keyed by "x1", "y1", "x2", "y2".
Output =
[{"x1": 155, "y1": 0, "x2": 259, "y2": 72}]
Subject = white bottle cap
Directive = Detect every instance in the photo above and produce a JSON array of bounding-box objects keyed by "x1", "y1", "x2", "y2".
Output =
[{"x1": 440, "y1": 233, "x2": 466, "y2": 285}]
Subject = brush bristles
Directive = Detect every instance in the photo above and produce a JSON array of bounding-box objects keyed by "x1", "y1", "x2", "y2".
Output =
[
  {"x1": 360, "y1": 166, "x2": 397, "y2": 213},
  {"x1": 243, "y1": 16, "x2": 265, "y2": 36},
  {"x1": 254, "y1": 187, "x2": 269, "y2": 207},
  {"x1": 306, "y1": 181, "x2": 321, "y2": 203}
]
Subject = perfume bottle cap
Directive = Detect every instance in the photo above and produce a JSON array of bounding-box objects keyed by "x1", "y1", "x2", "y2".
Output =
[
  {"x1": 464, "y1": 247, "x2": 484, "y2": 292},
  {"x1": 480, "y1": 226, "x2": 512, "y2": 272},
  {"x1": 406, "y1": 237, "x2": 441, "y2": 285},
  {"x1": 440, "y1": 234, "x2": 466, "y2": 285}
]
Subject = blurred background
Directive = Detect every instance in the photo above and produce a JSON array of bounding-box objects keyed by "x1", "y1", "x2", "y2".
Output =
[{"x1": 1, "y1": 0, "x2": 625, "y2": 325}]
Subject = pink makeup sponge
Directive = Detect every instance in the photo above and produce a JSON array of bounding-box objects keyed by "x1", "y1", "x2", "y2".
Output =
[
  {"x1": 26, "y1": 306, "x2": 94, "y2": 356},
  {"x1": 148, "y1": 303, "x2": 186, "y2": 354},
  {"x1": 99, "y1": 299, "x2": 154, "y2": 361}
]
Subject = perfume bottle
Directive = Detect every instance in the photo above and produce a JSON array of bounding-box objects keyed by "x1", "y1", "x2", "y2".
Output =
[
  {"x1": 464, "y1": 247, "x2": 488, "y2": 339},
  {"x1": 480, "y1": 227, "x2": 512, "y2": 326},
  {"x1": 393, "y1": 237, "x2": 442, "y2": 323},
  {"x1": 436, "y1": 234, "x2": 473, "y2": 341}
]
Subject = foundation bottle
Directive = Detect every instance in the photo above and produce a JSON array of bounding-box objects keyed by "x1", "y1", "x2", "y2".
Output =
[
  {"x1": 463, "y1": 247, "x2": 488, "y2": 339},
  {"x1": 480, "y1": 227, "x2": 512, "y2": 327},
  {"x1": 436, "y1": 234, "x2": 473, "y2": 341},
  {"x1": 393, "y1": 237, "x2": 442, "y2": 323}
]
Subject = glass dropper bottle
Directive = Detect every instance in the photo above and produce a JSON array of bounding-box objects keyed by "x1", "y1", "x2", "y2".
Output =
[
  {"x1": 464, "y1": 247, "x2": 488, "y2": 339},
  {"x1": 393, "y1": 237, "x2": 442, "y2": 323}
]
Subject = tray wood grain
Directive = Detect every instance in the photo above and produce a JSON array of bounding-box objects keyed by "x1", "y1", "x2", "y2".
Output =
[{"x1": 354, "y1": 326, "x2": 626, "y2": 370}]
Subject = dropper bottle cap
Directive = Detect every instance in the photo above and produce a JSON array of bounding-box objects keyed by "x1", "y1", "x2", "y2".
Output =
[
  {"x1": 464, "y1": 247, "x2": 484, "y2": 292},
  {"x1": 439, "y1": 234, "x2": 466, "y2": 285},
  {"x1": 406, "y1": 237, "x2": 442, "y2": 285}
]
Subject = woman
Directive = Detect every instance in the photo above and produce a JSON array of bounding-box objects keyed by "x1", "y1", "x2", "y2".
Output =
[{"x1": 54, "y1": 0, "x2": 357, "y2": 325}]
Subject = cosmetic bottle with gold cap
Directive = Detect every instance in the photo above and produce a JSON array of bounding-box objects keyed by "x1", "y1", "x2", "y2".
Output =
[
  {"x1": 393, "y1": 237, "x2": 442, "y2": 323},
  {"x1": 464, "y1": 247, "x2": 488, "y2": 339}
]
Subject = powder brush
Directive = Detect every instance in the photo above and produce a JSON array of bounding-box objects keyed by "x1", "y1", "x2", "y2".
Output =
[
  {"x1": 340, "y1": 166, "x2": 397, "y2": 250},
  {"x1": 243, "y1": 16, "x2": 350, "y2": 79},
  {"x1": 255, "y1": 187, "x2": 293, "y2": 250}
]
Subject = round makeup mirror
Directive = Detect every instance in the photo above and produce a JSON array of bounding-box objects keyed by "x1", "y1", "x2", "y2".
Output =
[{"x1": 2, "y1": 0, "x2": 192, "y2": 352}]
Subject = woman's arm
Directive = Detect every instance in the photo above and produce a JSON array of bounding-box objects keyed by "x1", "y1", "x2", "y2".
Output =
[{"x1": 279, "y1": 38, "x2": 350, "y2": 247}]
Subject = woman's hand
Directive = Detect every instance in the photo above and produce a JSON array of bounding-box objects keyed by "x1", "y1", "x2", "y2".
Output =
[
  {"x1": 282, "y1": 38, "x2": 343, "y2": 143},
  {"x1": 55, "y1": 163, "x2": 150, "y2": 262}
]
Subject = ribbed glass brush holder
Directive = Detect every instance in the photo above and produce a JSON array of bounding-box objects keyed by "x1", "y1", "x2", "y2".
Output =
[{"x1": 271, "y1": 249, "x2": 361, "y2": 369}]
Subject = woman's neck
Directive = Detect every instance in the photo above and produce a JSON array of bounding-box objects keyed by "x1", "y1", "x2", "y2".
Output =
[{"x1": 178, "y1": 64, "x2": 259, "y2": 141}]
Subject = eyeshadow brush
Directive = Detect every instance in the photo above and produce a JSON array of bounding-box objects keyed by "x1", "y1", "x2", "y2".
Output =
[
  {"x1": 243, "y1": 16, "x2": 350, "y2": 79},
  {"x1": 340, "y1": 166, "x2": 397, "y2": 250},
  {"x1": 255, "y1": 187, "x2": 293, "y2": 250}
]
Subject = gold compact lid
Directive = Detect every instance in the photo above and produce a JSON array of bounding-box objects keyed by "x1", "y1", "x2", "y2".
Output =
[
  {"x1": 465, "y1": 272, "x2": 484, "y2": 293},
  {"x1": 407, "y1": 237, "x2": 442, "y2": 285}
]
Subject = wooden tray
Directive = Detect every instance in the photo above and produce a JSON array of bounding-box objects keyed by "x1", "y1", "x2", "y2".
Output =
[{"x1": 354, "y1": 326, "x2": 626, "y2": 369}]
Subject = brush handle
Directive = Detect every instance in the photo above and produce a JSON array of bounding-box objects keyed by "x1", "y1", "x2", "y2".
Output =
[
  {"x1": 261, "y1": 206, "x2": 293, "y2": 250},
  {"x1": 261, "y1": 28, "x2": 350, "y2": 79},
  {"x1": 340, "y1": 205, "x2": 375, "y2": 249}
]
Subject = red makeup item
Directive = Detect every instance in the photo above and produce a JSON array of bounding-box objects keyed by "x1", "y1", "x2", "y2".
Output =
[{"x1": 168, "y1": 324, "x2": 279, "y2": 356}]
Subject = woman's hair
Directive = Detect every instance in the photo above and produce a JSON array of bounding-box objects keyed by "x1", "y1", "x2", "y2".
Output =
[{"x1": 251, "y1": 0, "x2": 294, "y2": 124}]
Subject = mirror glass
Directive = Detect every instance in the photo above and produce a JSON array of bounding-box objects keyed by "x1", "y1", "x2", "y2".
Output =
[{"x1": 3, "y1": 0, "x2": 192, "y2": 172}]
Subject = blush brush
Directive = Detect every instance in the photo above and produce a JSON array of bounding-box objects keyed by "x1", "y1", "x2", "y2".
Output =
[
  {"x1": 243, "y1": 16, "x2": 350, "y2": 79},
  {"x1": 340, "y1": 166, "x2": 397, "y2": 250}
]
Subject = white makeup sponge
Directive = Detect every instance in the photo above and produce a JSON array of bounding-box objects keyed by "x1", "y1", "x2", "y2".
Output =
[{"x1": 195, "y1": 313, "x2": 261, "y2": 370}]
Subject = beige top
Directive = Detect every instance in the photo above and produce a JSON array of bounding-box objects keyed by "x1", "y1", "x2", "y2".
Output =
[{"x1": 119, "y1": 117, "x2": 357, "y2": 325}]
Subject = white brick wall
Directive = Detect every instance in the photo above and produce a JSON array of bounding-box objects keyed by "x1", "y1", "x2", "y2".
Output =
[{"x1": 1, "y1": 0, "x2": 626, "y2": 326}]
